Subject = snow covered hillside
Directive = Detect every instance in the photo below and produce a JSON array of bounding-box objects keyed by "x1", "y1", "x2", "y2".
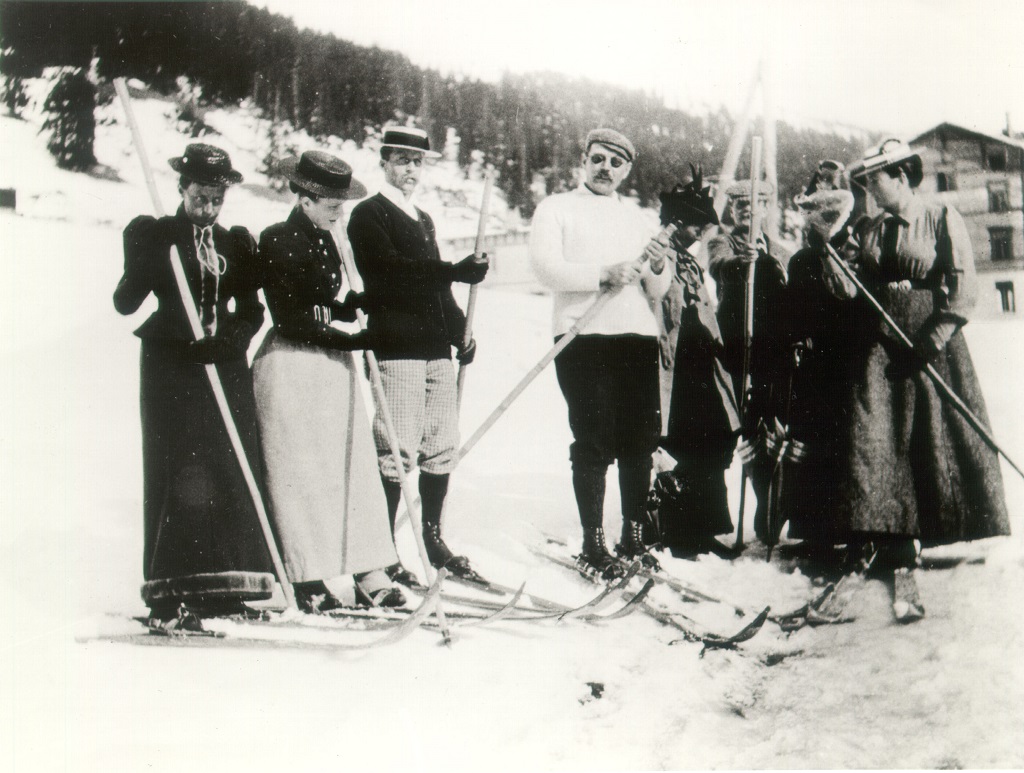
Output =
[{"x1": 1, "y1": 88, "x2": 1023, "y2": 772}]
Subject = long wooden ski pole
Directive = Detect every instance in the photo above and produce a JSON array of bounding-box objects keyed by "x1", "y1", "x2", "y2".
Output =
[
  {"x1": 735, "y1": 136, "x2": 763, "y2": 551},
  {"x1": 824, "y1": 243, "x2": 1024, "y2": 481},
  {"x1": 456, "y1": 169, "x2": 493, "y2": 408},
  {"x1": 393, "y1": 223, "x2": 678, "y2": 532},
  {"x1": 712, "y1": 60, "x2": 761, "y2": 220},
  {"x1": 113, "y1": 78, "x2": 296, "y2": 610},
  {"x1": 333, "y1": 229, "x2": 453, "y2": 643}
]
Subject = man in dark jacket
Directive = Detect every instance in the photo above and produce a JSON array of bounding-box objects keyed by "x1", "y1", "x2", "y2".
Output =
[
  {"x1": 347, "y1": 126, "x2": 489, "y2": 585},
  {"x1": 708, "y1": 180, "x2": 791, "y2": 544},
  {"x1": 114, "y1": 143, "x2": 275, "y2": 622}
]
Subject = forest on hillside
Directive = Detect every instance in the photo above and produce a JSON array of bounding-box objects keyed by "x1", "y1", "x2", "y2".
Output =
[{"x1": 0, "y1": 0, "x2": 880, "y2": 216}]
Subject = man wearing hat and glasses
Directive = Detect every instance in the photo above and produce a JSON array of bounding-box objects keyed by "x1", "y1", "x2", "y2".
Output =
[
  {"x1": 348, "y1": 126, "x2": 489, "y2": 586},
  {"x1": 253, "y1": 150, "x2": 407, "y2": 611},
  {"x1": 530, "y1": 128, "x2": 672, "y2": 579},
  {"x1": 114, "y1": 143, "x2": 275, "y2": 622},
  {"x1": 822, "y1": 139, "x2": 1009, "y2": 621}
]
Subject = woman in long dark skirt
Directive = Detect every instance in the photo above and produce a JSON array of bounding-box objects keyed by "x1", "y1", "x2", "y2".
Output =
[
  {"x1": 114, "y1": 144, "x2": 275, "y2": 621},
  {"x1": 828, "y1": 139, "x2": 1010, "y2": 621}
]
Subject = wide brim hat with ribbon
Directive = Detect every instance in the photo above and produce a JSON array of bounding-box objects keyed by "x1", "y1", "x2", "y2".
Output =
[
  {"x1": 169, "y1": 143, "x2": 243, "y2": 186},
  {"x1": 279, "y1": 151, "x2": 368, "y2": 199},
  {"x1": 848, "y1": 138, "x2": 923, "y2": 188},
  {"x1": 380, "y1": 126, "x2": 441, "y2": 158}
]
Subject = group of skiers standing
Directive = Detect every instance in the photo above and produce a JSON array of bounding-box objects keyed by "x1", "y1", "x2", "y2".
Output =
[{"x1": 116, "y1": 123, "x2": 1010, "y2": 628}]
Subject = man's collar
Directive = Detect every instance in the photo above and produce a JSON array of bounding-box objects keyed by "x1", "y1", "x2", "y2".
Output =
[
  {"x1": 577, "y1": 183, "x2": 620, "y2": 200},
  {"x1": 380, "y1": 182, "x2": 417, "y2": 209}
]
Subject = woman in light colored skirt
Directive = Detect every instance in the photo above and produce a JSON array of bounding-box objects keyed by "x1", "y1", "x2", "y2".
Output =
[{"x1": 253, "y1": 150, "x2": 404, "y2": 611}]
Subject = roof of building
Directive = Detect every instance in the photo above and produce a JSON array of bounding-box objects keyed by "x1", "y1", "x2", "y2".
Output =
[{"x1": 911, "y1": 122, "x2": 1024, "y2": 152}]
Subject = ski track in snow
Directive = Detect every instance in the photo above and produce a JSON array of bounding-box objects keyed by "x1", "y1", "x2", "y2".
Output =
[{"x1": 2, "y1": 97, "x2": 1023, "y2": 772}]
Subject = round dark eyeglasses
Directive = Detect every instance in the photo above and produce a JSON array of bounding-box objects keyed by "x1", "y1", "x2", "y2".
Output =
[{"x1": 589, "y1": 153, "x2": 627, "y2": 169}]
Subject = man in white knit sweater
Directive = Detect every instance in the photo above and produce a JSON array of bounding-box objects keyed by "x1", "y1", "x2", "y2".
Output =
[{"x1": 530, "y1": 128, "x2": 672, "y2": 578}]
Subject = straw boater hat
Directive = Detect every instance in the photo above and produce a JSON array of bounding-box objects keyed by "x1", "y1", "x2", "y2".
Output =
[
  {"x1": 279, "y1": 151, "x2": 367, "y2": 199},
  {"x1": 848, "y1": 138, "x2": 923, "y2": 188},
  {"x1": 169, "y1": 143, "x2": 243, "y2": 186},
  {"x1": 380, "y1": 126, "x2": 441, "y2": 158}
]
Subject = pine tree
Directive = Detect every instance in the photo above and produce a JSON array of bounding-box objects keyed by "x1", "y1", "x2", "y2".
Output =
[
  {"x1": 2, "y1": 76, "x2": 30, "y2": 119},
  {"x1": 41, "y1": 68, "x2": 97, "y2": 171}
]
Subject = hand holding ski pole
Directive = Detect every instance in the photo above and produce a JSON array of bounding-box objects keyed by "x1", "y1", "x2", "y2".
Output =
[
  {"x1": 735, "y1": 136, "x2": 764, "y2": 551},
  {"x1": 456, "y1": 169, "x2": 493, "y2": 406},
  {"x1": 393, "y1": 218, "x2": 677, "y2": 534},
  {"x1": 824, "y1": 243, "x2": 1024, "y2": 482}
]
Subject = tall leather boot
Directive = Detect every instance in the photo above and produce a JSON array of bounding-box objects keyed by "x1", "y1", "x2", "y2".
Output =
[
  {"x1": 614, "y1": 460, "x2": 660, "y2": 569},
  {"x1": 573, "y1": 463, "x2": 624, "y2": 580},
  {"x1": 420, "y1": 472, "x2": 485, "y2": 584},
  {"x1": 380, "y1": 476, "x2": 424, "y2": 591},
  {"x1": 580, "y1": 527, "x2": 625, "y2": 581}
]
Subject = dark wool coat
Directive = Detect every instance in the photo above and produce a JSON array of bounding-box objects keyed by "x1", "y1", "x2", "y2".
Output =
[
  {"x1": 708, "y1": 230, "x2": 792, "y2": 415},
  {"x1": 708, "y1": 229, "x2": 791, "y2": 538},
  {"x1": 114, "y1": 209, "x2": 273, "y2": 588},
  {"x1": 659, "y1": 249, "x2": 741, "y2": 542},
  {"x1": 781, "y1": 238, "x2": 871, "y2": 543},
  {"x1": 829, "y1": 201, "x2": 1009, "y2": 544},
  {"x1": 347, "y1": 194, "x2": 466, "y2": 360}
]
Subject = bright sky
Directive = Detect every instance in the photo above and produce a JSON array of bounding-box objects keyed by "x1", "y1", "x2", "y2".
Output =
[{"x1": 255, "y1": 0, "x2": 1024, "y2": 138}]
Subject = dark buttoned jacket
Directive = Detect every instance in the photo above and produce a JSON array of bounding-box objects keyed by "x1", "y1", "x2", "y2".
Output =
[
  {"x1": 347, "y1": 193, "x2": 466, "y2": 360},
  {"x1": 114, "y1": 207, "x2": 264, "y2": 343},
  {"x1": 258, "y1": 207, "x2": 366, "y2": 350}
]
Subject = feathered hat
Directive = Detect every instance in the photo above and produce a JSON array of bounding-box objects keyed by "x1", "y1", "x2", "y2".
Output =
[{"x1": 658, "y1": 165, "x2": 719, "y2": 228}]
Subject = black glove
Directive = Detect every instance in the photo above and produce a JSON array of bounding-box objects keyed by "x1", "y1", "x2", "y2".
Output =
[
  {"x1": 331, "y1": 291, "x2": 365, "y2": 323},
  {"x1": 651, "y1": 469, "x2": 686, "y2": 507},
  {"x1": 450, "y1": 253, "x2": 489, "y2": 285},
  {"x1": 187, "y1": 335, "x2": 243, "y2": 364},
  {"x1": 327, "y1": 330, "x2": 374, "y2": 352},
  {"x1": 456, "y1": 337, "x2": 477, "y2": 365}
]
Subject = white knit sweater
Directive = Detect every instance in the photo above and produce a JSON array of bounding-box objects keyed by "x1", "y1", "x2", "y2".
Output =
[{"x1": 529, "y1": 185, "x2": 668, "y2": 337}]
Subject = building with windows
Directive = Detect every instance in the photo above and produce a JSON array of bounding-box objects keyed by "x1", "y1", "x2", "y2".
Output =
[{"x1": 910, "y1": 123, "x2": 1024, "y2": 316}]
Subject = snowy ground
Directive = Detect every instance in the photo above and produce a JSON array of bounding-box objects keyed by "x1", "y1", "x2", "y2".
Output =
[{"x1": 2, "y1": 94, "x2": 1023, "y2": 772}]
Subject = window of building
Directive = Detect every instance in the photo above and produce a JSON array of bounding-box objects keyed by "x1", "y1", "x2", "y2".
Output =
[
  {"x1": 936, "y1": 172, "x2": 956, "y2": 192},
  {"x1": 988, "y1": 181, "x2": 1011, "y2": 213},
  {"x1": 986, "y1": 145, "x2": 1007, "y2": 171},
  {"x1": 989, "y1": 227, "x2": 1014, "y2": 261},
  {"x1": 995, "y1": 281, "x2": 1016, "y2": 313}
]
